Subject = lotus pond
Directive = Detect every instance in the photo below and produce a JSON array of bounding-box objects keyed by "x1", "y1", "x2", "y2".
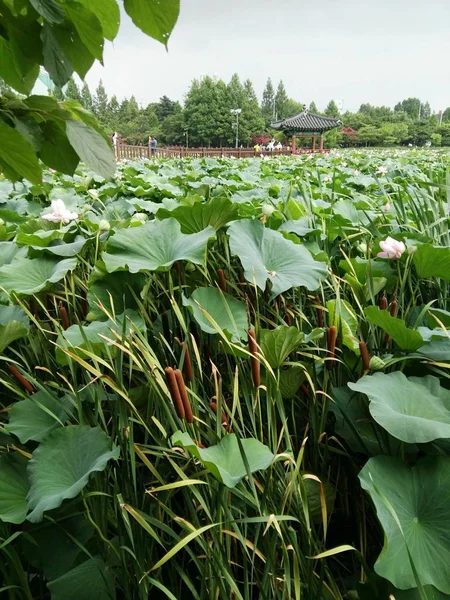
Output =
[{"x1": 1, "y1": 149, "x2": 450, "y2": 600}]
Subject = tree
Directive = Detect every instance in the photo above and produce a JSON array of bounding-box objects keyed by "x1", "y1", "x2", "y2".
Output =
[
  {"x1": 309, "y1": 101, "x2": 318, "y2": 113},
  {"x1": 261, "y1": 78, "x2": 275, "y2": 127},
  {"x1": 240, "y1": 79, "x2": 265, "y2": 144},
  {"x1": 184, "y1": 76, "x2": 229, "y2": 146},
  {"x1": 80, "y1": 82, "x2": 93, "y2": 112},
  {"x1": 442, "y1": 107, "x2": 450, "y2": 122},
  {"x1": 284, "y1": 99, "x2": 304, "y2": 117},
  {"x1": 161, "y1": 112, "x2": 186, "y2": 145},
  {"x1": 325, "y1": 100, "x2": 340, "y2": 118},
  {"x1": 107, "y1": 96, "x2": 120, "y2": 131},
  {"x1": 395, "y1": 98, "x2": 422, "y2": 119},
  {"x1": 153, "y1": 96, "x2": 182, "y2": 121},
  {"x1": 275, "y1": 80, "x2": 288, "y2": 120},
  {"x1": 52, "y1": 86, "x2": 65, "y2": 101},
  {"x1": 65, "y1": 77, "x2": 81, "y2": 102},
  {"x1": 94, "y1": 80, "x2": 109, "y2": 123}
]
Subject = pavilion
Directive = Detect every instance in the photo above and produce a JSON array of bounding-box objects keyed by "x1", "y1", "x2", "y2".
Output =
[{"x1": 271, "y1": 110, "x2": 341, "y2": 153}]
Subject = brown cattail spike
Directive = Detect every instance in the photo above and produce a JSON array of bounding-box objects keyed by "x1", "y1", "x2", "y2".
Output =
[
  {"x1": 379, "y1": 294, "x2": 388, "y2": 311},
  {"x1": 389, "y1": 300, "x2": 398, "y2": 318},
  {"x1": 164, "y1": 367, "x2": 185, "y2": 420},
  {"x1": 314, "y1": 296, "x2": 324, "y2": 327},
  {"x1": 8, "y1": 365, "x2": 34, "y2": 393},
  {"x1": 58, "y1": 302, "x2": 70, "y2": 330},
  {"x1": 326, "y1": 326, "x2": 337, "y2": 370},
  {"x1": 174, "y1": 369, "x2": 194, "y2": 424},
  {"x1": 210, "y1": 401, "x2": 229, "y2": 428},
  {"x1": 359, "y1": 341, "x2": 371, "y2": 372},
  {"x1": 176, "y1": 338, "x2": 193, "y2": 382},
  {"x1": 217, "y1": 269, "x2": 227, "y2": 293},
  {"x1": 247, "y1": 329, "x2": 261, "y2": 387}
]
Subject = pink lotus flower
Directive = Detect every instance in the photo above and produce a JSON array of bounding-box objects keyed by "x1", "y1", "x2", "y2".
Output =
[
  {"x1": 377, "y1": 237, "x2": 405, "y2": 259},
  {"x1": 384, "y1": 202, "x2": 391, "y2": 211}
]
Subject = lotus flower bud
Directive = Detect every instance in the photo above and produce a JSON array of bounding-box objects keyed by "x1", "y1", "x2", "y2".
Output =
[
  {"x1": 98, "y1": 219, "x2": 110, "y2": 231},
  {"x1": 369, "y1": 356, "x2": 386, "y2": 371}
]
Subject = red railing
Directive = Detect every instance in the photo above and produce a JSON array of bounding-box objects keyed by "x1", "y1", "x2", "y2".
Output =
[{"x1": 116, "y1": 144, "x2": 329, "y2": 161}]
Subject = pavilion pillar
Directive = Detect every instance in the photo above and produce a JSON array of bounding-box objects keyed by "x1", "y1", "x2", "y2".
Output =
[
  {"x1": 319, "y1": 135, "x2": 324, "y2": 153},
  {"x1": 292, "y1": 135, "x2": 296, "y2": 154},
  {"x1": 312, "y1": 135, "x2": 316, "y2": 152}
]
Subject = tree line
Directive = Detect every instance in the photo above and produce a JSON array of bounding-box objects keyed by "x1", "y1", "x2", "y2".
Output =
[{"x1": 55, "y1": 75, "x2": 450, "y2": 147}]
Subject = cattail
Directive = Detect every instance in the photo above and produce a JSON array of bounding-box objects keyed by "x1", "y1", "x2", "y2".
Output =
[
  {"x1": 379, "y1": 293, "x2": 388, "y2": 310},
  {"x1": 80, "y1": 289, "x2": 88, "y2": 318},
  {"x1": 217, "y1": 269, "x2": 227, "y2": 293},
  {"x1": 284, "y1": 308, "x2": 292, "y2": 326},
  {"x1": 326, "y1": 326, "x2": 337, "y2": 370},
  {"x1": 359, "y1": 340, "x2": 371, "y2": 372},
  {"x1": 194, "y1": 440, "x2": 206, "y2": 449},
  {"x1": 314, "y1": 296, "x2": 324, "y2": 327},
  {"x1": 210, "y1": 401, "x2": 229, "y2": 428},
  {"x1": 300, "y1": 383, "x2": 310, "y2": 397},
  {"x1": 174, "y1": 261, "x2": 185, "y2": 285},
  {"x1": 8, "y1": 365, "x2": 34, "y2": 393},
  {"x1": 164, "y1": 367, "x2": 185, "y2": 420},
  {"x1": 389, "y1": 300, "x2": 398, "y2": 318},
  {"x1": 247, "y1": 329, "x2": 261, "y2": 387},
  {"x1": 58, "y1": 302, "x2": 70, "y2": 330},
  {"x1": 174, "y1": 369, "x2": 193, "y2": 424}
]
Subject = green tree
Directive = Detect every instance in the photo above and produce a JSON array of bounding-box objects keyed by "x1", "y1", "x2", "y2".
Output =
[
  {"x1": 94, "y1": 80, "x2": 109, "y2": 123},
  {"x1": 65, "y1": 77, "x2": 81, "y2": 101},
  {"x1": 284, "y1": 99, "x2": 304, "y2": 117},
  {"x1": 325, "y1": 100, "x2": 340, "y2": 118},
  {"x1": 107, "y1": 95, "x2": 120, "y2": 131},
  {"x1": 240, "y1": 79, "x2": 265, "y2": 144},
  {"x1": 184, "y1": 76, "x2": 229, "y2": 146},
  {"x1": 261, "y1": 78, "x2": 275, "y2": 127},
  {"x1": 161, "y1": 112, "x2": 186, "y2": 145},
  {"x1": 80, "y1": 82, "x2": 93, "y2": 112},
  {"x1": 153, "y1": 95, "x2": 181, "y2": 121},
  {"x1": 274, "y1": 80, "x2": 288, "y2": 120},
  {"x1": 309, "y1": 101, "x2": 318, "y2": 113},
  {"x1": 442, "y1": 107, "x2": 450, "y2": 122},
  {"x1": 52, "y1": 86, "x2": 65, "y2": 101}
]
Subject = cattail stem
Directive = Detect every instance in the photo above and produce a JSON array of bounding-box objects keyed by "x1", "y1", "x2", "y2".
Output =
[
  {"x1": 164, "y1": 367, "x2": 185, "y2": 420},
  {"x1": 385, "y1": 300, "x2": 398, "y2": 345},
  {"x1": 284, "y1": 307, "x2": 292, "y2": 326},
  {"x1": 217, "y1": 269, "x2": 227, "y2": 293},
  {"x1": 326, "y1": 326, "x2": 337, "y2": 370},
  {"x1": 359, "y1": 340, "x2": 371, "y2": 372},
  {"x1": 174, "y1": 369, "x2": 193, "y2": 424},
  {"x1": 80, "y1": 289, "x2": 88, "y2": 318},
  {"x1": 8, "y1": 365, "x2": 34, "y2": 393},
  {"x1": 176, "y1": 338, "x2": 193, "y2": 381},
  {"x1": 58, "y1": 302, "x2": 70, "y2": 330},
  {"x1": 314, "y1": 296, "x2": 324, "y2": 327},
  {"x1": 247, "y1": 329, "x2": 261, "y2": 387},
  {"x1": 174, "y1": 261, "x2": 185, "y2": 285},
  {"x1": 161, "y1": 311, "x2": 170, "y2": 341}
]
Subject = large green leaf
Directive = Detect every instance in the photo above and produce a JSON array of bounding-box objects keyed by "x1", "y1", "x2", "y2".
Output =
[
  {"x1": 260, "y1": 326, "x2": 304, "y2": 368},
  {"x1": 56, "y1": 309, "x2": 145, "y2": 364},
  {"x1": 0, "y1": 256, "x2": 77, "y2": 295},
  {"x1": 0, "y1": 123, "x2": 42, "y2": 185},
  {"x1": 328, "y1": 298, "x2": 360, "y2": 353},
  {"x1": 0, "y1": 453, "x2": 29, "y2": 524},
  {"x1": 23, "y1": 516, "x2": 94, "y2": 580},
  {"x1": 349, "y1": 372, "x2": 450, "y2": 443},
  {"x1": 183, "y1": 287, "x2": 247, "y2": 343},
  {"x1": 157, "y1": 196, "x2": 239, "y2": 233},
  {"x1": 66, "y1": 120, "x2": 115, "y2": 180},
  {"x1": 47, "y1": 556, "x2": 115, "y2": 600},
  {"x1": 41, "y1": 23, "x2": 73, "y2": 88},
  {"x1": 63, "y1": 3, "x2": 104, "y2": 61},
  {"x1": 87, "y1": 269, "x2": 146, "y2": 321},
  {"x1": 123, "y1": 0, "x2": 180, "y2": 46},
  {"x1": 365, "y1": 306, "x2": 424, "y2": 351},
  {"x1": 0, "y1": 37, "x2": 39, "y2": 95},
  {"x1": 26, "y1": 425, "x2": 120, "y2": 523},
  {"x1": 103, "y1": 219, "x2": 214, "y2": 273},
  {"x1": 39, "y1": 120, "x2": 80, "y2": 175},
  {"x1": 0, "y1": 304, "x2": 30, "y2": 352},
  {"x1": 29, "y1": 0, "x2": 65, "y2": 23},
  {"x1": 413, "y1": 244, "x2": 450, "y2": 281},
  {"x1": 359, "y1": 455, "x2": 450, "y2": 593},
  {"x1": 171, "y1": 431, "x2": 274, "y2": 488},
  {"x1": 228, "y1": 219, "x2": 327, "y2": 297},
  {"x1": 79, "y1": 0, "x2": 120, "y2": 40},
  {"x1": 7, "y1": 390, "x2": 73, "y2": 443}
]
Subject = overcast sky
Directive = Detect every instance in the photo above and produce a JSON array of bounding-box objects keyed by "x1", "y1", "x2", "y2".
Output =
[{"x1": 83, "y1": 0, "x2": 450, "y2": 112}]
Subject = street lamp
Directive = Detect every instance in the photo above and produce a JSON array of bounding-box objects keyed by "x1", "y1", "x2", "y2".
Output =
[
  {"x1": 230, "y1": 108, "x2": 242, "y2": 149},
  {"x1": 183, "y1": 127, "x2": 189, "y2": 148}
]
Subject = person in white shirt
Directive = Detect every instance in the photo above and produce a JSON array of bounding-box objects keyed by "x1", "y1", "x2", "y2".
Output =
[{"x1": 276, "y1": 141, "x2": 283, "y2": 151}]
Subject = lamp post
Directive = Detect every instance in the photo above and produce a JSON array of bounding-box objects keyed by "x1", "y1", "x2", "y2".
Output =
[
  {"x1": 184, "y1": 127, "x2": 189, "y2": 148},
  {"x1": 230, "y1": 108, "x2": 242, "y2": 149}
]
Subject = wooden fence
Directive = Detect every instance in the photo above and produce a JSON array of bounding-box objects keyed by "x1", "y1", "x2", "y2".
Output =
[{"x1": 115, "y1": 144, "x2": 329, "y2": 161}]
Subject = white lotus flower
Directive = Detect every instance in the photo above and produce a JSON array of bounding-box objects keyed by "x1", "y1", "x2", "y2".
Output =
[
  {"x1": 261, "y1": 203, "x2": 275, "y2": 216},
  {"x1": 377, "y1": 237, "x2": 405, "y2": 259},
  {"x1": 376, "y1": 166, "x2": 388, "y2": 175},
  {"x1": 41, "y1": 199, "x2": 78, "y2": 224}
]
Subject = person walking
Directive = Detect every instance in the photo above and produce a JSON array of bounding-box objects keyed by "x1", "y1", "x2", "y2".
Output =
[{"x1": 151, "y1": 136, "x2": 157, "y2": 157}]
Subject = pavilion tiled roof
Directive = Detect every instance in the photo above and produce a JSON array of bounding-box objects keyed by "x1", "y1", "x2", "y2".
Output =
[{"x1": 271, "y1": 111, "x2": 341, "y2": 133}]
